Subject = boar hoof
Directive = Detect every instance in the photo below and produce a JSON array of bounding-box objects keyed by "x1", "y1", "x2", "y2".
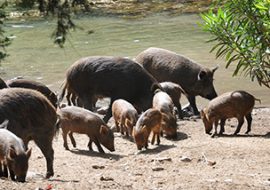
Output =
[
  {"x1": 211, "y1": 133, "x2": 216, "y2": 138},
  {"x1": 46, "y1": 171, "x2": 54, "y2": 179}
]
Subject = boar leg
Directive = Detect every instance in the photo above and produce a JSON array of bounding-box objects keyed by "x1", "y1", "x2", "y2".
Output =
[
  {"x1": 151, "y1": 133, "x2": 156, "y2": 145},
  {"x1": 219, "y1": 119, "x2": 226, "y2": 135},
  {"x1": 34, "y1": 137, "x2": 54, "y2": 178},
  {"x1": 175, "y1": 101, "x2": 183, "y2": 119},
  {"x1": 234, "y1": 117, "x2": 244, "y2": 135},
  {"x1": 8, "y1": 168, "x2": 15, "y2": 181},
  {"x1": 245, "y1": 113, "x2": 252, "y2": 134},
  {"x1": 103, "y1": 98, "x2": 114, "y2": 123},
  {"x1": 62, "y1": 130, "x2": 70, "y2": 150},
  {"x1": 187, "y1": 96, "x2": 199, "y2": 116},
  {"x1": 0, "y1": 162, "x2": 3, "y2": 177},
  {"x1": 88, "y1": 138, "x2": 93, "y2": 151},
  {"x1": 68, "y1": 132, "x2": 76, "y2": 148},
  {"x1": 211, "y1": 120, "x2": 219, "y2": 138},
  {"x1": 66, "y1": 91, "x2": 72, "y2": 106},
  {"x1": 93, "y1": 137, "x2": 105, "y2": 153}
]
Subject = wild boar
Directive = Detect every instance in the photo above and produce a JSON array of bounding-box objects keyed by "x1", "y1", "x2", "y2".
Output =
[
  {"x1": 0, "y1": 120, "x2": 32, "y2": 182},
  {"x1": 0, "y1": 88, "x2": 58, "y2": 178},
  {"x1": 133, "y1": 108, "x2": 162, "y2": 150},
  {"x1": 7, "y1": 78, "x2": 58, "y2": 108},
  {"x1": 112, "y1": 99, "x2": 138, "y2": 137},
  {"x1": 160, "y1": 81, "x2": 185, "y2": 119},
  {"x1": 135, "y1": 47, "x2": 218, "y2": 116},
  {"x1": 152, "y1": 89, "x2": 178, "y2": 139},
  {"x1": 200, "y1": 90, "x2": 258, "y2": 137},
  {"x1": 57, "y1": 106, "x2": 115, "y2": 153},
  {"x1": 59, "y1": 56, "x2": 160, "y2": 122}
]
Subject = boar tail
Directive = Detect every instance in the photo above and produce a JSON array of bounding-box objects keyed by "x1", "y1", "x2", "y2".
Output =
[
  {"x1": 254, "y1": 98, "x2": 261, "y2": 104},
  {"x1": 53, "y1": 117, "x2": 61, "y2": 138},
  {"x1": 58, "y1": 80, "x2": 67, "y2": 106}
]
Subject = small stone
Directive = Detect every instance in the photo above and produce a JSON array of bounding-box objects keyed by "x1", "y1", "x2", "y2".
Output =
[
  {"x1": 180, "y1": 156, "x2": 192, "y2": 162},
  {"x1": 92, "y1": 165, "x2": 105, "y2": 169},
  {"x1": 152, "y1": 167, "x2": 164, "y2": 171},
  {"x1": 100, "y1": 176, "x2": 114, "y2": 181}
]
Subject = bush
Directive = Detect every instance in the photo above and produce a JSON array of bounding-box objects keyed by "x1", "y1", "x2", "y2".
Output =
[{"x1": 201, "y1": 0, "x2": 270, "y2": 88}]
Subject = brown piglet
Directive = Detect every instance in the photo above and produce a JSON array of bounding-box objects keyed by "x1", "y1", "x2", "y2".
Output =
[
  {"x1": 152, "y1": 90, "x2": 178, "y2": 139},
  {"x1": 57, "y1": 106, "x2": 115, "y2": 153},
  {"x1": 201, "y1": 90, "x2": 259, "y2": 137},
  {"x1": 133, "y1": 108, "x2": 162, "y2": 150},
  {"x1": 0, "y1": 120, "x2": 31, "y2": 182},
  {"x1": 112, "y1": 99, "x2": 138, "y2": 137}
]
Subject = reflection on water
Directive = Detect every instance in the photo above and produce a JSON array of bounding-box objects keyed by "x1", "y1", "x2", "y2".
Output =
[{"x1": 1, "y1": 14, "x2": 269, "y2": 107}]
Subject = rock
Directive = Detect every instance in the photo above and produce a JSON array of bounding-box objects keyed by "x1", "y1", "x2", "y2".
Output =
[
  {"x1": 92, "y1": 165, "x2": 105, "y2": 169},
  {"x1": 100, "y1": 176, "x2": 114, "y2": 181},
  {"x1": 180, "y1": 156, "x2": 192, "y2": 162},
  {"x1": 152, "y1": 167, "x2": 164, "y2": 171}
]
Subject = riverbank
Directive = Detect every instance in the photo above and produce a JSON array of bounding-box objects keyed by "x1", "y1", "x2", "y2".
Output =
[{"x1": 7, "y1": 0, "x2": 213, "y2": 19}]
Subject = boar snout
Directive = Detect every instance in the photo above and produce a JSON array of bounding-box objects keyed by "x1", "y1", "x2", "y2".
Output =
[{"x1": 206, "y1": 90, "x2": 217, "y2": 100}]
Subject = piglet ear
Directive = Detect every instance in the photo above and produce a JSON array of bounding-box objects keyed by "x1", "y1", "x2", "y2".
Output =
[
  {"x1": 0, "y1": 120, "x2": 9, "y2": 129},
  {"x1": 26, "y1": 148, "x2": 32, "y2": 159},
  {"x1": 8, "y1": 146, "x2": 17, "y2": 160},
  {"x1": 198, "y1": 70, "x2": 207, "y2": 81},
  {"x1": 100, "y1": 125, "x2": 108, "y2": 135}
]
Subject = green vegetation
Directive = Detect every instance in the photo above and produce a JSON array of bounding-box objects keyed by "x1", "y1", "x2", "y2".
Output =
[
  {"x1": 201, "y1": 0, "x2": 270, "y2": 88},
  {"x1": 0, "y1": 1, "x2": 11, "y2": 61}
]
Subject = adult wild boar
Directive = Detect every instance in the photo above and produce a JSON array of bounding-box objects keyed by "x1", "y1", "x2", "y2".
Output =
[
  {"x1": 0, "y1": 88, "x2": 58, "y2": 178},
  {"x1": 152, "y1": 89, "x2": 178, "y2": 138},
  {"x1": 133, "y1": 108, "x2": 162, "y2": 150},
  {"x1": 160, "y1": 81, "x2": 185, "y2": 119},
  {"x1": 7, "y1": 78, "x2": 58, "y2": 108},
  {"x1": 112, "y1": 99, "x2": 138, "y2": 137},
  {"x1": 0, "y1": 120, "x2": 32, "y2": 182},
  {"x1": 201, "y1": 90, "x2": 258, "y2": 137},
  {"x1": 57, "y1": 106, "x2": 115, "y2": 153},
  {"x1": 135, "y1": 47, "x2": 218, "y2": 116},
  {"x1": 60, "y1": 56, "x2": 160, "y2": 122}
]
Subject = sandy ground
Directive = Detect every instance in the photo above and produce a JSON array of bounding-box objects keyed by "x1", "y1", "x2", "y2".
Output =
[{"x1": 0, "y1": 107, "x2": 269, "y2": 190}]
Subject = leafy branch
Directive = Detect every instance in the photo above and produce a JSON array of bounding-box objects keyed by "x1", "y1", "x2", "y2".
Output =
[{"x1": 201, "y1": 0, "x2": 270, "y2": 88}]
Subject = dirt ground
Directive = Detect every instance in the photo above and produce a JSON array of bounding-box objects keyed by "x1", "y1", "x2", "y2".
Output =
[{"x1": 1, "y1": 107, "x2": 269, "y2": 190}]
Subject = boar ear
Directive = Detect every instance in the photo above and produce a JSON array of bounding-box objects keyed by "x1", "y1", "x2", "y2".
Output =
[
  {"x1": 151, "y1": 83, "x2": 162, "y2": 93},
  {"x1": 0, "y1": 119, "x2": 9, "y2": 129},
  {"x1": 142, "y1": 125, "x2": 147, "y2": 132},
  {"x1": 26, "y1": 148, "x2": 32, "y2": 159},
  {"x1": 212, "y1": 66, "x2": 219, "y2": 74},
  {"x1": 100, "y1": 125, "x2": 108, "y2": 135},
  {"x1": 8, "y1": 146, "x2": 17, "y2": 160},
  {"x1": 198, "y1": 70, "x2": 207, "y2": 81}
]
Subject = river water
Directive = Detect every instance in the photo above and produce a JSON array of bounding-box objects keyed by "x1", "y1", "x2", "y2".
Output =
[{"x1": 1, "y1": 14, "x2": 269, "y2": 107}]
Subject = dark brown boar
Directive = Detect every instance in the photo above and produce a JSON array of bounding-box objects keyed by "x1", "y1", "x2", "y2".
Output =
[
  {"x1": 7, "y1": 78, "x2": 58, "y2": 108},
  {"x1": 200, "y1": 90, "x2": 258, "y2": 137},
  {"x1": 0, "y1": 120, "x2": 32, "y2": 182},
  {"x1": 135, "y1": 47, "x2": 218, "y2": 116},
  {"x1": 59, "y1": 56, "x2": 160, "y2": 123},
  {"x1": 112, "y1": 99, "x2": 138, "y2": 137},
  {"x1": 152, "y1": 90, "x2": 178, "y2": 139},
  {"x1": 57, "y1": 106, "x2": 115, "y2": 153},
  {"x1": 0, "y1": 88, "x2": 58, "y2": 178},
  {"x1": 133, "y1": 108, "x2": 162, "y2": 150},
  {"x1": 160, "y1": 81, "x2": 185, "y2": 119}
]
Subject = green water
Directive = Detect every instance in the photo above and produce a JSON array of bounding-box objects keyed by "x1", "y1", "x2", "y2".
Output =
[{"x1": 1, "y1": 14, "x2": 269, "y2": 107}]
